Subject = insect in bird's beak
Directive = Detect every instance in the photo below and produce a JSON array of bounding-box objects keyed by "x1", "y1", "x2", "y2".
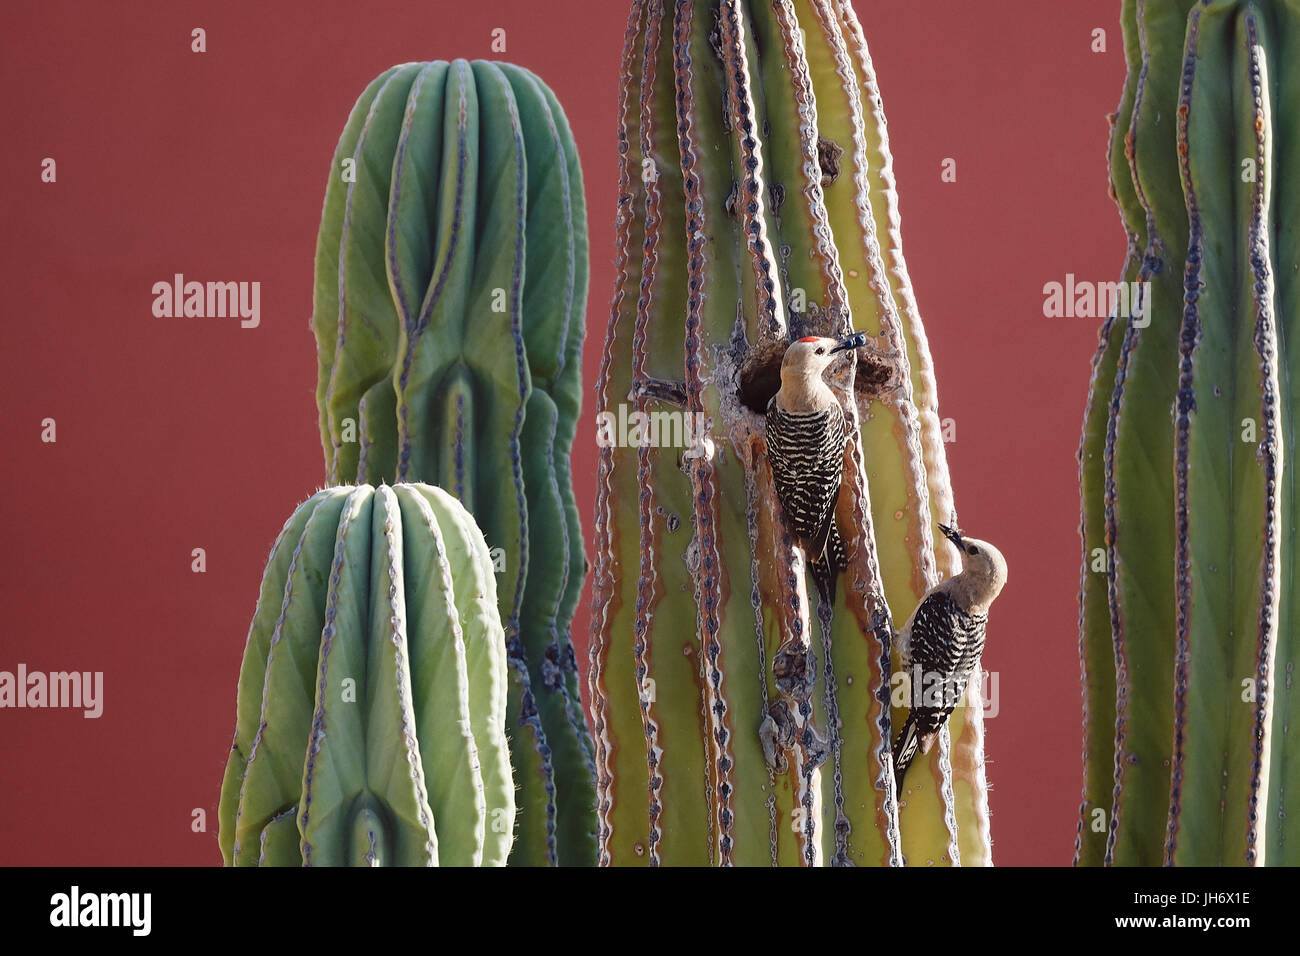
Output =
[
  {"x1": 830, "y1": 331, "x2": 871, "y2": 353},
  {"x1": 938, "y1": 522, "x2": 965, "y2": 549}
]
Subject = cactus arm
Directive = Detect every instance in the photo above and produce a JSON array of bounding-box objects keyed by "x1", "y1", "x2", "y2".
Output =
[
  {"x1": 313, "y1": 68, "x2": 401, "y2": 480},
  {"x1": 392, "y1": 485, "x2": 487, "y2": 866},
  {"x1": 1075, "y1": 0, "x2": 1146, "y2": 869},
  {"x1": 1167, "y1": 1, "x2": 1280, "y2": 865},
  {"x1": 218, "y1": 489, "x2": 338, "y2": 865},
  {"x1": 1268, "y1": 0, "x2": 1300, "y2": 866}
]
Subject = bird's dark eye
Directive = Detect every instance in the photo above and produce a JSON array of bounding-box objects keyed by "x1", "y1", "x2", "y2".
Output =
[
  {"x1": 815, "y1": 347, "x2": 825, "y2": 354},
  {"x1": 967, "y1": 545, "x2": 978, "y2": 556}
]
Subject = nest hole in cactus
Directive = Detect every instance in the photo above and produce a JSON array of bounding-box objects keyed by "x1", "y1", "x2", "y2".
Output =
[{"x1": 736, "y1": 332, "x2": 899, "y2": 416}]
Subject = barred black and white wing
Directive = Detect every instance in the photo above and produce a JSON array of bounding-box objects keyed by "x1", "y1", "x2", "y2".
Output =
[
  {"x1": 764, "y1": 397, "x2": 848, "y2": 566},
  {"x1": 892, "y1": 590, "x2": 988, "y2": 793}
]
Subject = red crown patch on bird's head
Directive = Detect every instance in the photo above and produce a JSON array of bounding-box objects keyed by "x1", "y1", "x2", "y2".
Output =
[{"x1": 797, "y1": 336, "x2": 821, "y2": 343}]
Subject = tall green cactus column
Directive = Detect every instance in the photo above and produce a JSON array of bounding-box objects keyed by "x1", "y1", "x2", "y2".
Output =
[
  {"x1": 1078, "y1": 0, "x2": 1297, "y2": 866},
  {"x1": 218, "y1": 484, "x2": 514, "y2": 866},
  {"x1": 590, "y1": 0, "x2": 981, "y2": 866},
  {"x1": 311, "y1": 60, "x2": 596, "y2": 865}
]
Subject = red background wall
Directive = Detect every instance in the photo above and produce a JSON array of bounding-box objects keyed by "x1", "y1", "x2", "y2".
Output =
[{"x1": 0, "y1": 0, "x2": 1120, "y2": 865}]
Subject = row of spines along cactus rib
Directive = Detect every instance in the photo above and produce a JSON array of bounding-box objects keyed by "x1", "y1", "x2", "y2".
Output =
[
  {"x1": 221, "y1": 59, "x2": 597, "y2": 865},
  {"x1": 588, "y1": 0, "x2": 984, "y2": 867},
  {"x1": 1077, "y1": 0, "x2": 1300, "y2": 866}
]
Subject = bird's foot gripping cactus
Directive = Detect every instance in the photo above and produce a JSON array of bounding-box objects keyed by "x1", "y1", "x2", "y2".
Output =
[
  {"x1": 310, "y1": 60, "x2": 595, "y2": 865},
  {"x1": 1078, "y1": 0, "x2": 1299, "y2": 866},
  {"x1": 218, "y1": 484, "x2": 514, "y2": 866},
  {"x1": 590, "y1": 0, "x2": 988, "y2": 867}
]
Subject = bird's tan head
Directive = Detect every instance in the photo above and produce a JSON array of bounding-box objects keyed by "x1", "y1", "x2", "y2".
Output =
[
  {"x1": 939, "y1": 523, "x2": 1007, "y2": 614},
  {"x1": 781, "y1": 335, "x2": 842, "y2": 371},
  {"x1": 777, "y1": 333, "x2": 870, "y2": 411}
]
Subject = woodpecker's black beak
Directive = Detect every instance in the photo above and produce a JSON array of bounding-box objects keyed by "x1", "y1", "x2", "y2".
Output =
[
  {"x1": 830, "y1": 331, "x2": 871, "y2": 353},
  {"x1": 939, "y1": 523, "x2": 964, "y2": 549}
]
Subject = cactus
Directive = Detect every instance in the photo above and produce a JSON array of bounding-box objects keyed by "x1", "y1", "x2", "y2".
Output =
[
  {"x1": 217, "y1": 484, "x2": 514, "y2": 866},
  {"x1": 590, "y1": 0, "x2": 984, "y2": 866},
  {"x1": 1077, "y1": 0, "x2": 1298, "y2": 865},
  {"x1": 310, "y1": 60, "x2": 596, "y2": 865}
]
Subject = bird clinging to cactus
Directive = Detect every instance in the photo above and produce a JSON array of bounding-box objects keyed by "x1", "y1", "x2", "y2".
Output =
[
  {"x1": 893, "y1": 524, "x2": 1007, "y2": 796},
  {"x1": 765, "y1": 331, "x2": 877, "y2": 603},
  {"x1": 591, "y1": 0, "x2": 989, "y2": 866}
]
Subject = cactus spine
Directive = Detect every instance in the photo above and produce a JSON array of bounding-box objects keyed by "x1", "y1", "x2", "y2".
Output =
[
  {"x1": 1078, "y1": 0, "x2": 1298, "y2": 865},
  {"x1": 310, "y1": 60, "x2": 596, "y2": 865},
  {"x1": 590, "y1": 0, "x2": 982, "y2": 866},
  {"x1": 218, "y1": 484, "x2": 514, "y2": 866}
]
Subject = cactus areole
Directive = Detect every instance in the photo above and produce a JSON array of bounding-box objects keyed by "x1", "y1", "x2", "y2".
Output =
[
  {"x1": 590, "y1": 0, "x2": 985, "y2": 867},
  {"x1": 310, "y1": 59, "x2": 596, "y2": 865}
]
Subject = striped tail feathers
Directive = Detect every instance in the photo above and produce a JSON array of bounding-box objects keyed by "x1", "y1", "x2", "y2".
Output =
[
  {"x1": 892, "y1": 712, "x2": 920, "y2": 797},
  {"x1": 809, "y1": 519, "x2": 847, "y2": 607}
]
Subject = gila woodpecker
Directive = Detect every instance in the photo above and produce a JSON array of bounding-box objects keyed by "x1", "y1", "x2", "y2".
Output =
[
  {"x1": 892, "y1": 523, "x2": 1007, "y2": 797},
  {"x1": 765, "y1": 332, "x2": 871, "y2": 604}
]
